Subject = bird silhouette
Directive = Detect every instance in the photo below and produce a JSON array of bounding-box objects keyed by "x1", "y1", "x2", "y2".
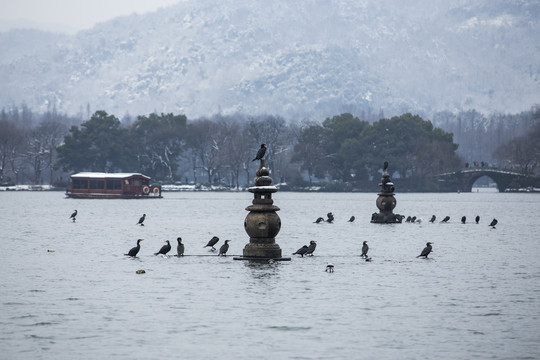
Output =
[
  {"x1": 461, "y1": 216, "x2": 466, "y2": 224},
  {"x1": 361, "y1": 241, "x2": 369, "y2": 257},
  {"x1": 305, "y1": 240, "x2": 317, "y2": 256},
  {"x1": 219, "y1": 240, "x2": 231, "y2": 256},
  {"x1": 475, "y1": 215, "x2": 480, "y2": 224},
  {"x1": 417, "y1": 242, "x2": 433, "y2": 258},
  {"x1": 252, "y1": 144, "x2": 267, "y2": 161},
  {"x1": 176, "y1": 237, "x2": 184, "y2": 256},
  {"x1": 137, "y1": 214, "x2": 146, "y2": 226},
  {"x1": 489, "y1": 218, "x2": 498, "y2": 228},
  {"x1": 441, "y1": 216, "x2": 450, "y2": 223},
  {"x1": 429, "y1": 215, "x2": 436, "y2": 223},
  {"x1": 326, "y1": 212, "x2": 334, "y2": 223},
  {"x1": 204, "y1": 236, "x2": 220, "y2": 251},
  {"x1": 314, "y1": 217, "x2": 324, "y2": 224},
  {"x1": 154, "y1": 240, "x2": 171, "y2": 256},
  {"x1": 293, "y1": 245, "x2": 309, "y2": 257},
  {"x1": 348, "y1": 216, "x2": 355, "y2": 222},
  {"x1": 125, "y1": 239, "x2": 143, "y2": 257},
  {"x1": 69, "y1": 209, "x2": 77, "y2": 222}
]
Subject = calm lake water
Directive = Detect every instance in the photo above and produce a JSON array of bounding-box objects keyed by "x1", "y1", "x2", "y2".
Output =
[{"x1": 1, "y1": 191, "x2": 539, "y2": 360}]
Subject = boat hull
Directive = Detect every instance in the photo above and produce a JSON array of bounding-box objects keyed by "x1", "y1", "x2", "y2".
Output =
[{"x1": 65, "y1": 192, "x2": 162, "y2": 199}]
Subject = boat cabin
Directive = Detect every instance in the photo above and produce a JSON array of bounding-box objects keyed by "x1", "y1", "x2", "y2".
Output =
[{"x1": 66, "y1": 172, "x2": 162, "y2": 198}]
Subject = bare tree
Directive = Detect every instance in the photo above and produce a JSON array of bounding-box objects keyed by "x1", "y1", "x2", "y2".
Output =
[{"x1": 0, "y1": 119, "x2": 24, "y2": 184}]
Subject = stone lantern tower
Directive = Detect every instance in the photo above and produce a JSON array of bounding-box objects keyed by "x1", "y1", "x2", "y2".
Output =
[
  {"x1": 370, "y1": 161, "x2": 403, "y2": 224},
  {"x1": 234, "y1": 160, "x2": 290, "y2": 261}
]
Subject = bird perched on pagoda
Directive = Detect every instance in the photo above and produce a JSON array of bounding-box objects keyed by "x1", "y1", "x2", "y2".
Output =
[{"x1": 252, "y1": 144, "x2": 267, "y2": 161}]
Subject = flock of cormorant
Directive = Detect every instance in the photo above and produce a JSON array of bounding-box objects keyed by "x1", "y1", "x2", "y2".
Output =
[
  {"x1": 68, "y1": 206, "x2": 498, "y2": 262},
  {"x1": 310, "y1": 211, "x2": 499, "y2": 260}
]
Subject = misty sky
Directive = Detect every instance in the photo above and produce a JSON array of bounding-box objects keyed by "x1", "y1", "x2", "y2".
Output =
[{"x1": 0, "y1": 0, "x2": 181, "y2": 33}]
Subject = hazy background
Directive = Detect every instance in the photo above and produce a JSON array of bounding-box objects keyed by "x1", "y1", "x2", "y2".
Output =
[{"x1": 0, "y1": 0, "x2": 181, "y2": 33}]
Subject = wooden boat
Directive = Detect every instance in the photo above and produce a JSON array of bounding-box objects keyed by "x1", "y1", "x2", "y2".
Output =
[{"x1": 66, "y1": 172, "x2": 162, "y2": 199}]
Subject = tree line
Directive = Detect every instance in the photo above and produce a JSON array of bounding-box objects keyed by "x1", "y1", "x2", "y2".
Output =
[{"x1": 1, "y1": 104, "x2": 538, "y2": 191}]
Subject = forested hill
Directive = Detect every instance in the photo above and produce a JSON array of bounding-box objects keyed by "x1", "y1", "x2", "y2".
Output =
[{"x1": 0, "y1": 0, "x2": 539, "y2": 119}]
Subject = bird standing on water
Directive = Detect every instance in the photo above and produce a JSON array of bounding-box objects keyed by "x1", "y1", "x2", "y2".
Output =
[
  {"x1": 70, "y1": 210, "x2": 77, "y2": 222},
  {"x1": 305, "y1": 240, "x2": 317, "y2": 256},
  {"x1": 429, "y1": 215, "x2": 436, "y2": 223},
  {"x1": 441, "y1": 216, "x2": 450, "y2": 223},
  {"x1": 204, "y1": 236, "x2": 220, "y2": 251},
  {"x1": 137, "y1": 214, "x2": 146, "y2": 226},
  {"x1": 348, "y1": 216, "x2": 355, "y2": 222},
  {"x1": 475, "y1": 215, "x2": 480, "y2": 224},
  {"x1": 314, "y1": 217, "x2": 324, "y2": 224},
  {"x1": 125, "y1": 239, "x2": 143, "y2": 257},
  {"x1": 293, "y1": 245, "x2": 309, "y2": 257},
  {"x1": 417, "y1": 242, "x2": 433, "y2": 258},
  {"x1": 154, "y1": 240, "x2": 171, "y2": 256},
  {"x1": 489, "y1": 218, "x2": 498, "y2": 228},
  {"x1": 361, "y1": 241, "x2": 369, "y2": 258},
  {"x1": 176, "y1": 237, "x2": 184, "y2": 256},
  {"x1": 326, "y1": 212, "x2": 334, "y2": 223},
  {"x1": 252, "y1": 144, "x2": 267, "y2": 161},
  {"x1": 219, "y1": 240, "x2": 231, "y2": 256},
  {"x1": 461, "y1": 216, "x2": 467, "y2": 224}
]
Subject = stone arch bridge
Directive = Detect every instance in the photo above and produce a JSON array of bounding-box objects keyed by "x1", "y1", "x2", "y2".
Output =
[{"x1": 437, "y1": 169, "x2": 539, "y2": 192}]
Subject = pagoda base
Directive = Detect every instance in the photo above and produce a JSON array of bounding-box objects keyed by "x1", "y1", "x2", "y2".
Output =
[{"x1": 233, "y1": 256, "x2": 291, "y2": 262}]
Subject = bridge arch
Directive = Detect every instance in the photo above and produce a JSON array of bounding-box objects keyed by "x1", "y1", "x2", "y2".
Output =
[{"x1": 437, "y1": 169, "x2": 534, "y2": 192}]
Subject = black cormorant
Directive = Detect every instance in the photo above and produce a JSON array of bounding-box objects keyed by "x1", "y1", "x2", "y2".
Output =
[
  {"x1": 489, "y1": 218, "x2": 498, "y2": 228},
  {"x1": 441, "y1": 216, "x2": 450, "y2": 223},
  {"x1": 219, "y1": 240, "x2": 231, "y2": 256},
  {"x1": 411, "y1": 216, "x2": 417, "y2": 223},
  {"x1": 361, "y1": 241, "x2": 369, "y2": 257},
  {"x1": 326, "y1": 212, "x2": 334, "y2": 223},
  {"x1": 461, "y1": 216, "x2": 466, "y2": 224},
  {"x1": 417, "y1": 242, "x2": 433, "y2": 258},
  {"x1": 314, "y1": 217, "x2": 324, "y2": 224},
  {"x1": 292, "y1": 245, "x2": 309, "y2": 257},
  {"x1": 429, "y1": 215, "x2": 436, "y2": 223},
  {"x1": 348, "y1": 216, "x2": 355, "y2": 222},
  {"x1": 70, "y1": 209, "x2": 77, "y2": 222},
  {"x1": 154, "y1": 240, "x2": 171, "y2": 256},
  {"x1": 137, "y1": 214, "x2": 146, "y2": 226},
  {"x1": 204, "y1": 236, "x2": 220, "y2": 251},
  {"x1": 176, "y1": 237, "x2": 184, "y2": 256},
  {"x1": 475, "y1": 215, "x2": 480, "y2": 224},
  {"x1": 325, "y1": 263, "x2": 334, "y2": 272},
  {"x1": 305, "y1": 240, "x2": 317, "y2": 256},
  {"x1": 252, "y1": 144, "x2": 267, "y2": 161},
  {"x1": 406, "y1": 216, "x2": 412, "y2": 222},
  {"x1": 125, "y1": 239, "x2": 143, "y2": 257}
]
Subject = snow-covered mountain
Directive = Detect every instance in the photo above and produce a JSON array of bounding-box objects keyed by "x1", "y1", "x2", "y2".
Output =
[{"x1": 0, "y1": 0, "x2": 539, "y2": 120}]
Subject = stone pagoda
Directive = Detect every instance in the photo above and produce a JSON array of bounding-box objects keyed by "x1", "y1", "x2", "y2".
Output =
[{"x1": 370, "y1": 161, "x2": 403, "y2": 224}]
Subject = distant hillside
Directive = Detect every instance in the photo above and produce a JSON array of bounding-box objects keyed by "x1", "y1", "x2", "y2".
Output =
[{"x1": 0, "y1": 0, "x2": 538, "y2": 119}]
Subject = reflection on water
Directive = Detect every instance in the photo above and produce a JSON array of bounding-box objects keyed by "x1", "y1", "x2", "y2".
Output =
[{"x1": 0, "y1": 191, "x2": 539, "y2": 359}]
